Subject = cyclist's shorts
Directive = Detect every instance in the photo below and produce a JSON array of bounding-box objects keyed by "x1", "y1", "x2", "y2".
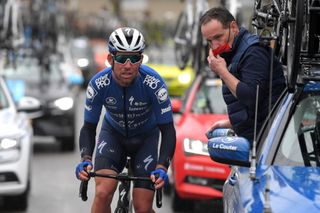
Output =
[{"x1": 94, "y1": 120, "x2": 159, "y2": 190}]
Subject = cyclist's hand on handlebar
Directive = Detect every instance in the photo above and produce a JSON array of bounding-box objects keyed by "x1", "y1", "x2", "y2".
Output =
[
  {"x1": 151, "y1": 168, "x2": 168, "y2": 189},
  {"x1": 75, "y1": 160, "x2": 93, "y2": 181}
]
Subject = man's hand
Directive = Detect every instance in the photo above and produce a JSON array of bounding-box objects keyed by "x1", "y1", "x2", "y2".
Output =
[
  {"x1": 150, "y1": 168, "x2": 168, "y2": 190},
  {"x1": 75, "y1": 160, "x2": 93, "y2": 181},
  {"x1": 207, "y1": 48, "x2": 228, "y2": 76},
  {"x1": 206, "y1": 119, "x2": 231, "y2": 137}
]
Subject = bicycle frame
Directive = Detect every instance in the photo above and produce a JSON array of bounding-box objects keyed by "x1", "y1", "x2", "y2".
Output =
[
  {"x1": 79, "y1": 162, "x2": 162, "y2": 213},
  {"x1": 1, "y1": 0, "x2": 24, "y2": 47},
  {"x1": 252, "y1": 0, "x2": 304, "y2": 92},
  {"x1": 173, "y1": 0, "x2": 208, "y2": 71}
]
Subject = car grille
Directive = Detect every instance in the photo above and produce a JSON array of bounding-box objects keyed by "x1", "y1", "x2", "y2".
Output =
[{"x1": 0, "y1": 172, "x2": 19, "y2": 183}]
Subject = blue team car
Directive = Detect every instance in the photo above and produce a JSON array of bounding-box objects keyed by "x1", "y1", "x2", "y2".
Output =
[{"x1": 208, "y1": 63, "x2": 320, "y2": 211}]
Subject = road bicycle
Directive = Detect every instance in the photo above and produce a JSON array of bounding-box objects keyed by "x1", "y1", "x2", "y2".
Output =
[
  {"x1": 0, "y1": 0, "x2": 25, "y2": 69},
  {"x1": 79, "y1": 158, "x2": 162, "y2": 213},
  {"x1": 252, "y1": 0, "x2": 304, "y2": 92},
  {"x1": 173, "y1": 0, "x2": 209, "y2": 72}
]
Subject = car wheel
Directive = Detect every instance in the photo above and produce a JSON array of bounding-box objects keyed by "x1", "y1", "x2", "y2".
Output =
[
  {"x1": 59, "y1": 136, "x2": 75, "y2": 151},
  {"x1": 4, "y1": 179, "x2": 30, "y2": 211},
  {"x1": 171, "y1": 189, "x2": 194, "y2": 212}
]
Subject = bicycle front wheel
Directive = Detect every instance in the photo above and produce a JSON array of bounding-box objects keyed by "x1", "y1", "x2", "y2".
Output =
[
  {"x1": 174, "y1": 11, "x2": 192, "y2": 70},
  {"x1": 286, "y1": 0, "x2": 304, "y2": 91}
]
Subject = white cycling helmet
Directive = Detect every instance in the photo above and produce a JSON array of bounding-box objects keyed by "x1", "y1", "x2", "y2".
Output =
[{"x1": 108, "y1": 27, "x2": 145, "y2": 54}]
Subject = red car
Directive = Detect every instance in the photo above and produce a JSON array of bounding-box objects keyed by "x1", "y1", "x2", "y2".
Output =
[{"x1": 169, "y1": 72, "x2": 231, "y2": 211}]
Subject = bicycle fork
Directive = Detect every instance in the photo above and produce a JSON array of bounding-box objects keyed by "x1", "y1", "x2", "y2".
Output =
[{"x1": 115, "y1": 179, "x2": 131, "y2": 213}]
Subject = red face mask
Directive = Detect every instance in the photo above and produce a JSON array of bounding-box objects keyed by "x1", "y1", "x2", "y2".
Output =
[
  {"x1": 212, "y1": 24, "x2": 232, "y2": 57},
  {"x1": 212, "y1": 43, "x2": 231, "y2": 57}
]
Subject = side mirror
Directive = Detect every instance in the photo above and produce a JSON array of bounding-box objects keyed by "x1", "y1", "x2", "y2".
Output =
[
  {"x1": 208, "y1": 136, "x2": 251, "y2": 167},
  {"x1": 17, "y1": 96, "x2": 42, "y2": 119},
  {"x1": 171, "y1": 98, "x2": 182, "y2": 113}
]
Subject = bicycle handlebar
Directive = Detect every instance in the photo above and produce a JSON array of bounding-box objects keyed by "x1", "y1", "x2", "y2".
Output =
[{"x1": 79, "y1": 172, "x2": 162, "y2": 208}]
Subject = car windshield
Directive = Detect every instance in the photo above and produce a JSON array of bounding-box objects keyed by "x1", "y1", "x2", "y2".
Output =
[
  {"x1": 0, "y1": 82, "x2": 9, "y2": 109},
  {"x1": 191, "y1": 78, "x2": 226, "y2": 114},
  {"x1": 274, "y1": 94, "x2": 320, "y2": 167},
  {"x1": 0, "y1": 57, "x2": 63, "y2": 83}
]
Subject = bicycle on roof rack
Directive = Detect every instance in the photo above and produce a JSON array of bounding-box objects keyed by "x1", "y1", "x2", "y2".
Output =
[
  {"x1": 173, "y1": 0, "x2": 209, "y2": 72},
  {"x1": 252, "y1": 0, "x2": 304, "y2": 92},
  {"x1": 79, "y1": 157, "x2": 162, "y2": 213},
  {"x1": 0, "y1": 0, "x2": 25, "y2": 69}
]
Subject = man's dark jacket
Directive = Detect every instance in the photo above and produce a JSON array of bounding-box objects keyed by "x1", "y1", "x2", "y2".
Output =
[{"x1": 221, "y1": 27, "x2": 286, "y2": 141}]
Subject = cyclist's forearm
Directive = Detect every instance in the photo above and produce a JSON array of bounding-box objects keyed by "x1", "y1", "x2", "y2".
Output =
[
  {"x1": 79, "y1": 121, "x2": 98, "y2": 160},
  {"x1": 158, "y1": 122, "x2": 176, "y2": 169}
]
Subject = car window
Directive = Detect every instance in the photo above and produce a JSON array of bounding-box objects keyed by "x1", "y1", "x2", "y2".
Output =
[
  {"x1": 274, "y1": 95, "x2": 320, "y2": 167},
  {"x1": 191, "y1": 78, "x2": 226, "y2": 114},
  {"x1": 0, "y1": 84, "x2": 9, "y2": 109}
]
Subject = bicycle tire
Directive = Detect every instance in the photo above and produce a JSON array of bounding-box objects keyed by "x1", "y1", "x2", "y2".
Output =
[
  {"x1": 174, "y1": 11, "x2": 192, "y2": 70},
  {"x1": 286, "y1": 0, "x2": 304, "y2": 92},
  {"x1": 192, "y1": 19, "x2": 207, "y2": 73}
]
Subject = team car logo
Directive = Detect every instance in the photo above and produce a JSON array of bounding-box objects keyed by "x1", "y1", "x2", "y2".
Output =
[
  {"x1": 86, "y1": 85, "x2": 97, "y2": 102},
  {"x1": 155, "y1": 86, "x2": 168, "y2": 104}
]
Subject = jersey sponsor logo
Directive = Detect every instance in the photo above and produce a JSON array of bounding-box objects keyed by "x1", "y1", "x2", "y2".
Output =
[
  {"x1": 161, "y1": 104, "x2": 172, "y2": 114},
  {"x1": 95, "y1": 73, "x2": 110, "y2": 89},
  {"x1": 128, "y1": 106, "x2": 148, "y2": 111},
  {"x1": 143, "y1": 155, "x2": 154, "y2": 171},
  {"x1": 106, "y1": 97, "x2": 117, "y2": 105},
  {"x1": 143, "y1": 74, "x2": 160, "y2": 89},
  {"x1": 98, "y1": 141, "x2": 107, "y2": 154},
  {"x1": 86, "y1": 85, "x2": 97, "y2": 102},
  {"x1": 85, "y1": 104, "x2": 92, "y2": 111},
  {"x1": 129, "y1": 96, "x2": 134, "y2": 105},
  {"x1": 155, "y1": 86, "x2": 168, "y2": 104},
  {"x1": 134, "y1": 101, "x2": 147, "y2": 106},
  {"x1": 128, "y1": 118, "x2": 149, "y2": 129}
]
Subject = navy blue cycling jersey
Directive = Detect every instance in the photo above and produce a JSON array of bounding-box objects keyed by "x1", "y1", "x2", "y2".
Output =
[{"x1": 84, "y1": 64, "x2": 173, "y2": 137}]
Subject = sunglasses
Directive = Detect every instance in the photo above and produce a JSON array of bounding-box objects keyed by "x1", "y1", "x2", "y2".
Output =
[{"x1": 113, "y1": 54, "x2": 142, "y2": 65}]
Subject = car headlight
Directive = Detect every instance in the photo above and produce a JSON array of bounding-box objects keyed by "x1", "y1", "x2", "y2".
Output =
[
  {"x1": 54, "y1": 97, "x2": 74, "y2": 111},
  {"x1": 183, "y1": 138, "x2": 209, "y2": 156},
  {"x1": 178, "y1": 73, "x2": 192, "y2": 85},
  {"x1": 77, "y1": 58, "x2": 89, "y2": 68},
  {"x1": 0, "y1": 138, "x2": 21, "y2": 163}
]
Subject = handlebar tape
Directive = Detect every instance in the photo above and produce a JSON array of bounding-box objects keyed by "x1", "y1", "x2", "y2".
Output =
[{"x1": 79, "y1": 180, "x2": 89, "y2": 201}]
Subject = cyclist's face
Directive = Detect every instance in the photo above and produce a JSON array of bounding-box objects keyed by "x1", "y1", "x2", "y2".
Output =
[
  {"x1": 201, "y1": 19, "x2": 237, "y2": 50},
  {"x1": 108, "y1": 52, "x2": 143, "y2": 87}
]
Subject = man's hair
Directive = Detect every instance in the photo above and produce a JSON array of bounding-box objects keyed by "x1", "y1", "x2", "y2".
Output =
[{"x1": 200, "y1": 7, "x2": 236, "y2": 28}]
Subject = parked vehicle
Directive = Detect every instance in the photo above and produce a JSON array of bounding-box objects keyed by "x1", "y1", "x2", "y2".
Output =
[
  {"x1": 144, "y1": 45, "x2": 195, "y2": 97},
  {"x1": 1, "y1": 55, "x2": 78, "y2": 151},
  {"x1": 209, "y1": 67, "x2": 320, "y2": 212},
  {"x1": 69, "y1": 36, "x2": 97, "y2": 87},
  {"x1": 0, "y1": 75, "x2": 36, "y2": 210},
  {"x1": 170, "y1": 70, "x2": 230, "y2": 212},
  {"x1": 207, "y1": 0, "x2": 320, "y2": 212}
]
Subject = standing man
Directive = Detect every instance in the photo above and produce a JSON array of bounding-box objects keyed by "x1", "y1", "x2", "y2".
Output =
[
  {"x1": 200, "y1": 7, "x2": 286, "y2": 141},
  {"x1": 75, "y1": 27, "x2": 176, "y2": 213}
]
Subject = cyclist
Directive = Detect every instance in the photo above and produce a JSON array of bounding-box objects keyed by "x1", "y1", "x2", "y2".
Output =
[
  {"x1": 75, "y1": 27, "x2": 176, "y2": 213},
  {"x1": 200, "y1": 7, "x2": 286, "y2": 141}
]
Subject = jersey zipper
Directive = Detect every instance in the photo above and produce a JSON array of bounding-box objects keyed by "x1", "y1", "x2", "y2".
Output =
[{"x1": 123, "y1": 87, "x2": 128, "y2": 137}]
